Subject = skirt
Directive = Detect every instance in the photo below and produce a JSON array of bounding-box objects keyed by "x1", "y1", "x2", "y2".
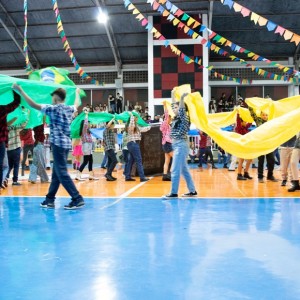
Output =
[
  {"x1": 162, "y1": 142, "x2": 173, "y2": 154},
  {"x1": 72, "y1": 144, "x2": 83, "y2": 156}
]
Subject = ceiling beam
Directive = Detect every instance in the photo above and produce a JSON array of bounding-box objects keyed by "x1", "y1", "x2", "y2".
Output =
[
  {"x1": 208, "y1": 0, "x2": 214, "y2": 29},
  {"x1": 94, "y1": 0, "x2": 122, "y2": 75},
  {"x1": 0, "y1": 1, "x2": 41, "y2": 69}
]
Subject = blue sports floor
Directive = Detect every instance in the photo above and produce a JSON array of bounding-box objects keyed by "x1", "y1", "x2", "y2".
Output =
[{"x1": 1, "y1": 196, "x2": 300, "y2": 300}]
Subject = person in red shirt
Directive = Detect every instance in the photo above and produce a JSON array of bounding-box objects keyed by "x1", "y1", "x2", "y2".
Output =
[
  {"x1": 20, "y1": 126, "x2": 34, "y2": 176},
  {"x1": 0, "y1": 90, "x2": 21, "y2": 193},
  {"x1": 235, "y1": 113, "x2": 253, "y2": 180}
]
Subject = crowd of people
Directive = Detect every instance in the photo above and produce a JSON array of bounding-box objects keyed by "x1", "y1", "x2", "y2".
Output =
[{"x1": 1, "y1": 85, "x2": 299, "y2": 209}]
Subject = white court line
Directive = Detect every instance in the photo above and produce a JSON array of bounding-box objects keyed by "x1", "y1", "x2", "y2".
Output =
[{"x1": 99, "y1": 177, "x2": 154, "y2": 210}]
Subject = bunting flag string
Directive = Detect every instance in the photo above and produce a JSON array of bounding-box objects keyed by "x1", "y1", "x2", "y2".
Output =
[
  {"x1": 163, "y1": 0, "x2": 299, "y2": 75},
  {"x1": 23, "y1": 0, "x2": 33, "y2": 74},
  {"x1": 149, "y1": 0, "x2": 298, "y2": 84},
  {"x1": 124, "y1": 0, "x2": 252, "y2": 84},
  {"x1": 159, "y1": 0, "x2": 298, "y2": 77},
  {"x1": 219, "y1": 0, "x2": 300, "y2": 47},
  {"x1": 51, "y1": 0, "x2": 104, "y2": 86}
]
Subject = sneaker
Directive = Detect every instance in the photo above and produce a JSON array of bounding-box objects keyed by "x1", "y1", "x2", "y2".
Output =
[
  {"x1": 125, "y1": 178, "x2": 136, "y2": 181},
  {"x1": 182, "y1": 191, "x2": 198, "y2": 197},
  {"x1": 258, "y1": 178, "x2": 264, "y2": 183},
  {"x1": 237, "y1": 174, "x2": 247, "y2": 181},
  {"x1": 163, "y1": 193, "x2": 178, "y2": 198},
  {"x1": 40, "y1": 200, "x2": 55, "y2": 209},
  {"x1": 64, "y1": 200, "x2": 85, "y2": 210},
  {"x1": 101, "y1": 166, "x2": 107, "y2": 169},
  {"x1": 281, "y1": 180, "x2": 287, "y2": 186},
  {"x1": 267, "y1": 176, "x2": 279, "y2": 182},
  {"x1": 12, "y1": 182, "x2": 22, "y2": 186},
  {"x1": 3, "y1": 179, "x2": 8, "y2": 188},
  {"x1": 28, "y1": 180, "x2": 36, "y2": 184},
  {"x1": 140, "y1": 178, "x2": 150, "y2": 182}
]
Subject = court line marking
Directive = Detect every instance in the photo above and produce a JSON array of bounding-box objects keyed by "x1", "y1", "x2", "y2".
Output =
[{"x1": 0, "y1": 195, "x2": 298, "y2": 200}]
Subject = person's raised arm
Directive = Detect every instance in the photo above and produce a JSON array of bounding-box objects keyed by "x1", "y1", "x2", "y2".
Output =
[
  {"x1": 73, "y1": 88, "x2": 81, "y2": 110},
  {"x1": 7, "y1": 117, "x2": 17, "y2": 126},
  {"x1": 13, "y1": 83, "x2": 41, "y2": 111},
  {"x1": 179, "y1": 93, "x2": 188, "y2": 109}
]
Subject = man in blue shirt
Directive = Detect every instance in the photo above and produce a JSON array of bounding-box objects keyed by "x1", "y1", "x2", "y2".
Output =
[{"x1": 13, "y1": 84, "x2": 84, "y2": 210}]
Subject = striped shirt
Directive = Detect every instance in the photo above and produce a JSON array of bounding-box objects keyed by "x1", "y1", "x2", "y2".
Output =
[
  {"x1": 41, "y1": 104, "x2": 76, "y2": 149},
  {"x1": 170, "y1": 108, "x2": 190, "y2": 140},
  {"x1": 0, "y1": 91, "x2": 21, "y2": 145},
  {"x1": 127, "y1": 114, "x2": 151, "y2": 143},
  {"x1": 103, "y1": 128, "x2": 115, "y2": 151},
  {"x1": 7, "y1": 122, "x2": 27, "y2": 151}
]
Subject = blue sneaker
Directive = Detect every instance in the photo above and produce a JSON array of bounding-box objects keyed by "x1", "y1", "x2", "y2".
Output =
[
  {"x1": 40, "y1": 200, "x2": 55, "y2": 209},
  {"x1": 64, "y1": 199, "x2": 85, "y2": 210}
]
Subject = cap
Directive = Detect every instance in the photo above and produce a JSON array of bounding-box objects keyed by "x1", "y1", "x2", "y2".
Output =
[{"x1": 50, "y1": 88, "x2": 66, "y2": 101}]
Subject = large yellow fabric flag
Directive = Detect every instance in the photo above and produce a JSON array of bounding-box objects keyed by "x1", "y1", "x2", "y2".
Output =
[{"x1": 168, "y1": 85, "x2": 300, "y2": 159}]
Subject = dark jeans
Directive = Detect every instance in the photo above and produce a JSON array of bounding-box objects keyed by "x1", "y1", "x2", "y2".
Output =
[
  {"x1": 205, "y1": 147, "x2": 215, "y2": 166},
  {"x1": 106, "y1": 149, "x2": 118, "y2": 176},
  {"x1": 110, "y1": 103, "x2": 116, "y2": 113},
  {"x1": 116, "y1": 102, "x2": 122, "y2": 114},
  {"x1": 101, "y1": 153, "x2": 107, "y2": 168},
  {"x1": 258, "y1": 152, "x2": 275, "y2": 179},
  {"x1": 7, "y1": 147, "x2": 21, "y2": 182},
  {"x1": 46, "y1": 144, "x2": 83, "y2": 203},
  {"x1": 198, "y1": 148, "x2": 207, "y2": 167},
  {"x1": 125, "y1": 141, "x2": 146, "y2": 180},
  {"x1": 0, "y1": 142, "x2": 6, "y2": 185},
  {"x1": 79, "y1": 154, "x2": 93, "y2": 172}
]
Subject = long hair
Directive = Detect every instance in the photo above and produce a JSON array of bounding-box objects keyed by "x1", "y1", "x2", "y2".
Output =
[
  {"x1": 79, "y1": 120, "x2": 91, "y2": 136},
  {"x1": 126, "y1": 116, "x2": 139, "y2": 134}
]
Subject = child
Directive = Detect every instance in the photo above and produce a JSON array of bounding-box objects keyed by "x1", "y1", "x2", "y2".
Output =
[
  {"x1": 103, "y1": 117, "x2": 118, "y2": 181},
  {"x1": 160, "y1": 109, "x2": 173, "y2": 180},
  {"x1": 28, "y1": 124, "x2": 49, "y2": 184},
  {"x1": 6, "y1": 118, "x2": 28, "y2": 186},
  {"x1": 13, "y1": 84, "x2": 84, "y2": 210},
  {"x1": 76, "y1": 110, "x2": 98, "y2": 181},
  {"x1": 189, "y1": 143, "x2": 197, "y2": 164},
  {"x1": 163, "y1": 91, "x2": 197, "y2": 198},
  {"x1": 248, "y1": 106, "x2": 278, "y2": 183},
  {"x1": 235, "y1": 113, "x2": 253, "y2": 180},
  {"x1": 72, "y1": 138, "x2": 83, "y2": 171},
  {"x1": 124, "y1": 112, "x2": 151, "y2": 182}
]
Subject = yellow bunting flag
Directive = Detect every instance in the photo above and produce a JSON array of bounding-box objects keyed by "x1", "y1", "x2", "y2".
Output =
[{"x1": 250, "y1": 12, "x2": 260, "y2": 24}]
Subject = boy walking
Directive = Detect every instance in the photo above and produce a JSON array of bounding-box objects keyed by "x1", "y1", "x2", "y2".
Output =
[{"x1": 13, "y1": 84, "x2": 84, "y2": 209}]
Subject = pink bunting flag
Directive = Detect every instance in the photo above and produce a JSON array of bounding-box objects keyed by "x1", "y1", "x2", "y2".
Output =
[
  {"x1": 275, "y1": 26, "x2": 285, "y2": 36},
  {"x1": 241, "y1": 7, "x2": 250, "y2": 17}
]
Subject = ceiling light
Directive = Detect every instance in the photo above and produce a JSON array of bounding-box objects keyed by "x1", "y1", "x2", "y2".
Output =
[{"x1": 98, "y1": 11, "x2": 108, "y2": 24}]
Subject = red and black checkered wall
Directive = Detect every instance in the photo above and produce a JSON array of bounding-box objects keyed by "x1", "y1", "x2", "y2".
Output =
[{"x1": 153, "y1": 16, "x2": 203, "y2": 98}]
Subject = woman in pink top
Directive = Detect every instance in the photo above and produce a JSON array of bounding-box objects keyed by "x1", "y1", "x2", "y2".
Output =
[
  {"x1": 76, "y1": 111, "x2": 98, "y2": 181},
  {"x1": 160, "y1": 109, "x2": 173, "y2": 181}
]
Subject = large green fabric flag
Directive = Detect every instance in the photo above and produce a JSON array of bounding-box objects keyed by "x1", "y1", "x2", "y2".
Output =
[
  {"x1": 0, "y1": 74, "x2": 85, "y2": 128},
  {"x1": 71, "y1": 111, "x2": 149, "y2": 138}
]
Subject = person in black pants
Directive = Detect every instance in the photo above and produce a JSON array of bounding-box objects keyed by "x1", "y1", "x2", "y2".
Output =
[{"x1": 103, "y1": 117, "x2": 118, "y2": 181}]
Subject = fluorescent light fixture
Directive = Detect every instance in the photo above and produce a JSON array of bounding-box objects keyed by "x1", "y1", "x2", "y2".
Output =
[{"x1": 98, "y1": 11, "x2": 108, "y2": 24}]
